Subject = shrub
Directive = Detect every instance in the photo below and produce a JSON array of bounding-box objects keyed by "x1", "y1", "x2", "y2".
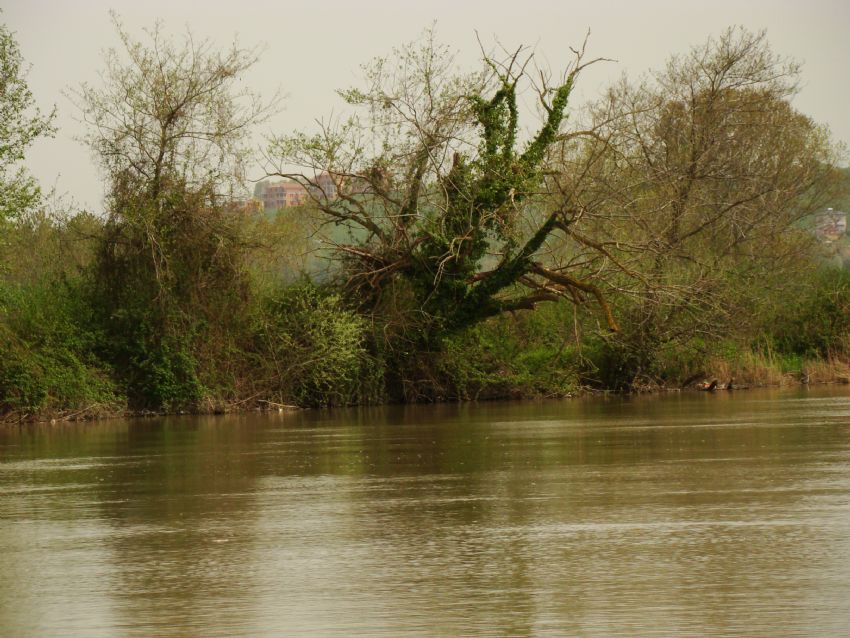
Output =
[
  {"x1": 761, "y1": 267, "x2": 850, "y2": 358},
  {"x1": 0, "y1": 279, "x2": 119, "y2": 417},
  {"x1": 252, "y1": 282, "x2": 381, "y2": 407},
  {"x1": 425, "y1": 305, "x2": 580, "y2": 401}
]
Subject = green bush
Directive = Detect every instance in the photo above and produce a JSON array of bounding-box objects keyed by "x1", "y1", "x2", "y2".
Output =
[
  {"x1": 85, "y1": 274, "x2": 207, "y2": 412},
  {"x1": 84, "y1": 182, "x2": 256, "y2": 411},
  {"x1": 0, "y1": 279, "x2": 119, "y2": 416},
  {"x1": 761, "y1": 267, "x2": 850, "y2": 358},
  {"x1": 432, "y1": 306, "x2": 580, "y2": 401},
  {"x1": 253, "y1": 282, "x2": 382, "y2": 407},
  {"x1": 579, "y1": 323, "x2": 664, "y2": 391}
]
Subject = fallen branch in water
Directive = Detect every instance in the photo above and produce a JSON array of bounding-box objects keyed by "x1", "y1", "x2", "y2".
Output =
[{"x1": 258, "y1": 400, "x2": 301, "y2": 410}]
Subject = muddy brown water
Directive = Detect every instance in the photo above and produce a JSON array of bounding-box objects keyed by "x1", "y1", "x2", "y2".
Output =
[{"x1": 2, "y1": 387, "x2": 850, "y2": 636}]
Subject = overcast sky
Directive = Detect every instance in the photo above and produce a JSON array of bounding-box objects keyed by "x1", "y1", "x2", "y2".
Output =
[{"x1": 4, "y1": 0, "x2": 849, "y2": 211}]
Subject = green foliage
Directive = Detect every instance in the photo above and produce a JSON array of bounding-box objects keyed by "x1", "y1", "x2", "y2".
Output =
[
  {"x1": 71, "y1": 17, "x2": 278, "y2": 413},
  {"x1": 559, "y1": 28, "x2": 843, "y2": 391},
  {"x1": 268, "y1": 33, "x2": 609, "y2": 364},
  {"x1": 0, "y1": 279, "x2": 119, "y2": 416},
  {"x1": 252, "y1": 282, "x2": 381, "y2": 407},
  {"x1": 580, "y1": 331, "x2": 658, "y2": 392},
  {"x1": 5, "y1": 25, "x2": 850, "y2": 419},
  {"x1": 760, "y1": 267, "x2": 850, "y2": 358},
  {"x1": 98, "y1": 307, "x2": 205, "y2": 410},
  {"x1": 579, "y1": 268, "x2": 850, "y2": 390},
  {"x1": 386, "y1": 301, "x2": 580, "y2": 401},
  {"x1": 0, "y1": 18, "x2": 56, "y2": 225},
  {"x1": 85, "y1": 179, "x2": 253, "y2": 410},
  {"x1": 837, "y1": 168, "x2": 850, "y2": 212},
  {"x1": 407, "y1": 63, "x2": 578, "y2": 335}
]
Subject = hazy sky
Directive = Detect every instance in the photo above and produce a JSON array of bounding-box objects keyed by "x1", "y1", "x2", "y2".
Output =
[{"x1": 4, "y1": 0, "x2": 850, "y2": 211}]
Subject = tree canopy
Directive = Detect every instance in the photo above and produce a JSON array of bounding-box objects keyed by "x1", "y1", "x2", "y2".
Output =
[
  {"x1": 268, "y1": 28, "x2": 843, "y2": 371},
  {"x1": 267, "y1": 32, "x2": 613, "y2": 352},
  {"x1": 73, "y1": 15, "x2": 278, "y2": 409},
  {"x1": 551, "y1": 28, "x2": 844, "y2": 386},
  {"x1": 0, "y1": 17, "x2": 55, "y2": 223},
  {"x1": 73, "y1": 12, "x2": 277, "y2": 204}
]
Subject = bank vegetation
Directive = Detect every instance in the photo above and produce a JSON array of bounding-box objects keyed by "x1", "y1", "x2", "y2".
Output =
[{"x1": 2, "y1": 16, "x2": 849, "y2": 422}]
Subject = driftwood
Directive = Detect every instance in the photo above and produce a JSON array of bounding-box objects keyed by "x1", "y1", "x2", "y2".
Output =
[{"x1": 258, "y1": 400, "x2": 300, "y2": 410}]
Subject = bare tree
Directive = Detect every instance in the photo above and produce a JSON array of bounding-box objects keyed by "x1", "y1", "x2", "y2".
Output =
[
  {"x1": 266, "y1": 30, "x2": 612, "y2": 354},
  {"x1": 72, "y1": 14, "x2": 279, "y2": 409},
  {"x1": 550, "y1": 28, "x2": 844, "y2": 386},
  {"x1": 73, "y1": 12, "x2": 278, "y2": 204}
]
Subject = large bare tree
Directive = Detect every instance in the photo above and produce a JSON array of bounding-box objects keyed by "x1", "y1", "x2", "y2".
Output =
[
  {"x1": 551, "y1": 28, "x2": 844, "y2": 386},
  {"x1": 267, "y1": 31, "x2": 611, "y2": 354},
  {"x1": 267, "y1": 28, "x2": 842, "y2": 388}
]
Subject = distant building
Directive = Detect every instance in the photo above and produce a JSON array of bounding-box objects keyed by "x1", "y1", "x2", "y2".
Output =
[
  {"x1": 257, "y1": 180, "x2": 309, "y2": 210},
  {"x1": 814, "y1": 208, "x2": 848, "y2": 242},
  {"x1": 314, "y1": 172, "x2": 338, "y2": 200},
  {"x1": 255, "y1": 172, "x2": 339, "y2": 211}
]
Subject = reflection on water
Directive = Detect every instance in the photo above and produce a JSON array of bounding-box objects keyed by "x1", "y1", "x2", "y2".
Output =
[{"x1": 2, "y1": 387, "x2": 850, "y2": 636}]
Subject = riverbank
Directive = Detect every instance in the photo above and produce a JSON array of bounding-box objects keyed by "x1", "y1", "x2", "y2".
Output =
[
  {"x1": 4, "y1": 226, "x2": 850, "y2": 424},
  {"x1": 4, "y1": 355, "x2": 849, "y2": 425}
]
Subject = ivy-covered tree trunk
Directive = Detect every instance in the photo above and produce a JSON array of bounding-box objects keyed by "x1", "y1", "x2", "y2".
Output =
[{"x1": 267, "y1": 33, "x2": 616, "y2": 358}]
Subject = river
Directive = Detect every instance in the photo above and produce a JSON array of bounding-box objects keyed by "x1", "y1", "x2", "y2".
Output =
[{"x1": 2, "y1": 387, "x2": 850, "y2": 636}]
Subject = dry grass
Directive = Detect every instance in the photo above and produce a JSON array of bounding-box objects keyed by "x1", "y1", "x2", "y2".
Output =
[
  {"x1": 802, "y1": 357, "x2": 850, "y2": 384},
  {"x1": 702, "y1": 351, "x2": 850, "y2": 387},
  {"x1": 704, "y1": 352, "x2": 791, "y2": 387}
]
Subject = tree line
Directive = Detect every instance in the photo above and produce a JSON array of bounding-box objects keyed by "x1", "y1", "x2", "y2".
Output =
[{"x1": 2, "y1": 15, "x2": 849, "y2": 420}]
